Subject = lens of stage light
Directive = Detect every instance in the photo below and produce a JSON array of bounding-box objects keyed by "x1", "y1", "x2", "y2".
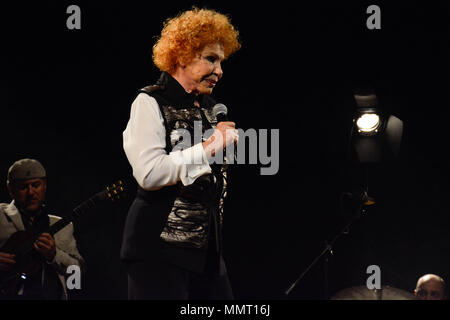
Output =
[{"x1": 356, "y1": 113, "x2": 380, "y2": 132}]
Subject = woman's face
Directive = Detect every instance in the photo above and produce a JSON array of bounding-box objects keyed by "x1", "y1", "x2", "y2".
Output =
[{"x1": 180, "y1": 43, "x2": 225, "y2": 95}]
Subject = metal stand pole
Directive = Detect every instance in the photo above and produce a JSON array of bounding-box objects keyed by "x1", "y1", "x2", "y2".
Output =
[{"x1": 284, "y1": 196, "x2": 370, "y2": 297}]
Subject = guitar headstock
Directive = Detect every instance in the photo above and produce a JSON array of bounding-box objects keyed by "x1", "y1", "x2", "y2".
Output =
[{"x1": 105, "y1": 180, "x2": 126, "y2": 202}]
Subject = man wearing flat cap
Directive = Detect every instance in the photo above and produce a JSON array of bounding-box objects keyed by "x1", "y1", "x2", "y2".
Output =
[{"x1": 0, "y1": 159, "x2": 84, "y2": 299}]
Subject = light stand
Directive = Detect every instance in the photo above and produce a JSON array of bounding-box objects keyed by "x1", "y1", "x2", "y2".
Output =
[
  {"x1": 284, "y1": 188, "x2": 374, "y2": 298},
  {"x1": 284, "y1": 90, "x2": 402, "y2": 299}
]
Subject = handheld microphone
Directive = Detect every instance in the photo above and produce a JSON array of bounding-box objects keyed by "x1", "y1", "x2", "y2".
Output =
[
  {"x1": 211, "y1": 103, "x2": 237, "y2": 163},
  {"x1": 212, "y1": 103, "x2": 228, "y2": 123}
]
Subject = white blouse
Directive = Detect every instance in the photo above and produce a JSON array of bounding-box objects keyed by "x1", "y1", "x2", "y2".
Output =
[{"x1": 123, "y1": 93, "x2": 212, "y2": 191}]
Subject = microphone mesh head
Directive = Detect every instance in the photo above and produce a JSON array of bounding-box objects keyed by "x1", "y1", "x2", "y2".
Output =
[{"x1": 212, "y1": 103, "x2": 228, "y2": 117}]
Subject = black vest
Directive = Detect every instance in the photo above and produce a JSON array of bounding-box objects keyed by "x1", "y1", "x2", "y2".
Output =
[{"x1": 121, "y1": 72, "x2": 228, "y2": 273}]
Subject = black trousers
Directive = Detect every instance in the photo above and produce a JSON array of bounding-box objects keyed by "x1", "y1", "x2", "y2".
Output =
[{"x1": 126, "y1": 252, "x2": 234, "y2": 300}]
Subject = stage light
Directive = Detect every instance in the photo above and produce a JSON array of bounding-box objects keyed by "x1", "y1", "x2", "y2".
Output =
[
  {"x1": 351, "y1": 91, "x2": 403, "y2": 163},
  {"x1": 356, "y1": 113, "x2": 380, "y2": 133}
]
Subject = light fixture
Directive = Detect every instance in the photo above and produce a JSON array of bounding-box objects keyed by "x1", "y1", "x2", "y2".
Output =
[
  {"x1": 351, "y1": 91, "x2": 403, "y2": 163},
  {"x1": 356, "y1": 113, "x2": 380, "y2": 133}
]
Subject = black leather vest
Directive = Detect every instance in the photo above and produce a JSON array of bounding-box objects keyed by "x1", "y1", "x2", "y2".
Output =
[{"x1": 131, "y1": 72, "x2": 227, "y2": 252}]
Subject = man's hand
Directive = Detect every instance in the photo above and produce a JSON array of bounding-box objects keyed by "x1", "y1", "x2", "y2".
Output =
[
  {"x1": 0, "y1": 252, "x2": 16, "y2": 271},
  {"x1": 202, "y1": 121, "x2": 238, "y2": 158},
  {"x1": 33, "y1": 233, "x2": 56, "y2": 262}
]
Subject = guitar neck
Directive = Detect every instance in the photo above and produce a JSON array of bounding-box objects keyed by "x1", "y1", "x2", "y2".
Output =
[{"x1": 47, "y1": 193, "x2": 102, "y2": 236}]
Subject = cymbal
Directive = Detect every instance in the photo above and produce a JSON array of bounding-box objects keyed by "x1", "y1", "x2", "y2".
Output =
[{"x1": 331, "y1": 285, "x2": 417, "y2": 300}]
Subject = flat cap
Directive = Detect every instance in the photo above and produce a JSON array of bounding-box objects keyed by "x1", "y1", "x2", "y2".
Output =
[{"x1": 7, "y1": 158, "x2": 46, "y2": 184}]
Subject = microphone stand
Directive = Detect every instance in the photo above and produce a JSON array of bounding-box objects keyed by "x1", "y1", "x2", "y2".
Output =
[{"x1": 284, "y1": 191, "x2": 373, "y2": 298}]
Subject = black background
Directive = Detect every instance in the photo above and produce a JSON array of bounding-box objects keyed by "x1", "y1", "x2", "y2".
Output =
[{"x1": 1, "y1": 0, "x2": 450, "y2": 300}]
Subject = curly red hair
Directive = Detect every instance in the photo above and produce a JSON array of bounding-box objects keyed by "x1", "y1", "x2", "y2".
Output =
[{"x1": 152, "y1": 7, "x2": 241, "y2": 74}]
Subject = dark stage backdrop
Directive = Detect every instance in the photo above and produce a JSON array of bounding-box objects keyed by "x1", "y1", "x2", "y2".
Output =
[{"x1": 1, "y1": 1, "x2": 450, "y2": 300}]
